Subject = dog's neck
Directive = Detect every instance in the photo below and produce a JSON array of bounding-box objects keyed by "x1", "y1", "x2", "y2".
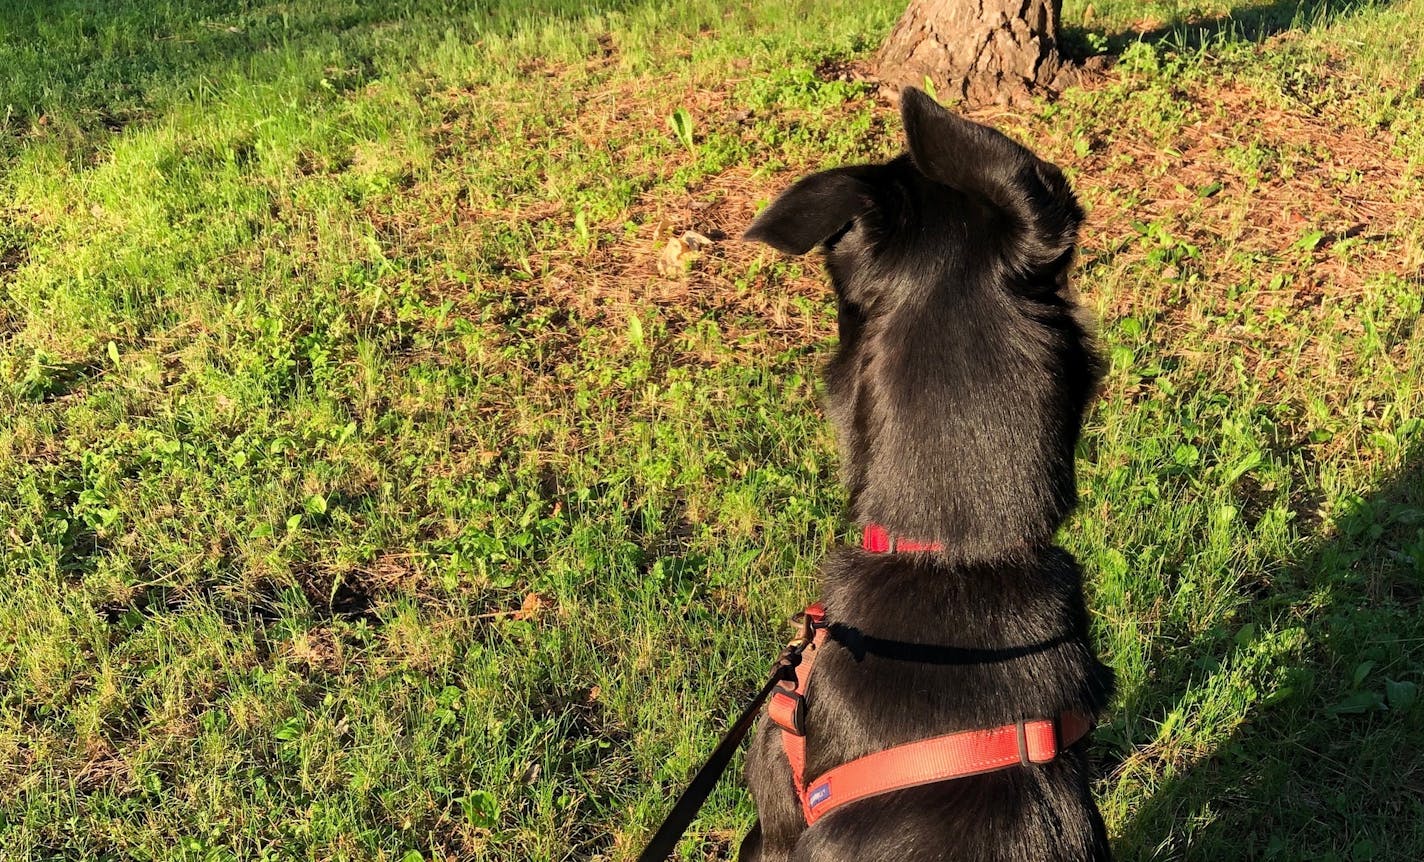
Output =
[{"x1": 823, "y1": 293, "x2": 1091, "y2": 567}]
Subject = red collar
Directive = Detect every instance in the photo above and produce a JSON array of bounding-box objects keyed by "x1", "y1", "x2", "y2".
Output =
[
  {"x1": 768, "y1": 603, "x2": 1092, "y2": 825},
  {"x1": 861, "y1": 523, "x2": 944, "y2": 553}
]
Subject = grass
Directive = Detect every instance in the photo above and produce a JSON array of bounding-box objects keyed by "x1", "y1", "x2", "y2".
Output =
[{"x1": 1, "y1": 0, "x2": 1422, "y2": 859}]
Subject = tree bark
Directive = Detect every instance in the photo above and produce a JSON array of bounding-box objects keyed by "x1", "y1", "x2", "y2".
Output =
[{"x1": 875, "y1": 0, "x2": 1073, "y2": 106}]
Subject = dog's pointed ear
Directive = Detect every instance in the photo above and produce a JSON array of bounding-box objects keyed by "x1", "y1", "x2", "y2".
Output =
[
  {"x1": 743, "y1": 168, "x2": 872, "y2": 255},
  {"x1": 900, "y1": 87, "x2": 1031, "y2": 199},
  {"x1": 899, "y1": 87, "x2": 1082, "y2": 278}
]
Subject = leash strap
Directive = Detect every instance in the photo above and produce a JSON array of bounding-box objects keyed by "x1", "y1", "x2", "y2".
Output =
[{"x1": 636, "y1": 616, "x2": 818, "y2": 862}]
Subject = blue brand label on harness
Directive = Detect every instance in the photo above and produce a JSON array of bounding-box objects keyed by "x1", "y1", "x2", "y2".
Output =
[{"x1": 808, "y1": 781, "x2": 832, "y2": 809}]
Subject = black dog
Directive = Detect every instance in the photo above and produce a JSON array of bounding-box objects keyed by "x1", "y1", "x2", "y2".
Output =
[{"x1": 738, "y1": 89, "x2": 1114, "y2": 861}]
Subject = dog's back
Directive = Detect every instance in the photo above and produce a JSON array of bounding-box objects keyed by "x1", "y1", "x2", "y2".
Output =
[{"x1": 739, "y1": 90, "x2": 1112, "y2": 862}]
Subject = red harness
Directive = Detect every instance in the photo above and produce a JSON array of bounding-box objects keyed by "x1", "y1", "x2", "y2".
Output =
[{"x1": 766, "y1": 524, "x2": 1092, "y2": 826}]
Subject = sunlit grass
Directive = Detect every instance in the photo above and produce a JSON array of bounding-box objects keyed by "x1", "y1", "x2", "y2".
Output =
[{"x1": 1, "y1": 1, "x2": 1421, "y2": 860}]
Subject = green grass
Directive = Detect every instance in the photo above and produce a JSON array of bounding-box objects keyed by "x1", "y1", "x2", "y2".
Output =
[{"x1": 1, "y1": 0, "x2": 1422, "y2": 859}]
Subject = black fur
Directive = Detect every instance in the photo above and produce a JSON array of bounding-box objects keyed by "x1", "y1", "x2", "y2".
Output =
[{"x1": 739, "y1": 89, "x2": 1114, "y2": 862}]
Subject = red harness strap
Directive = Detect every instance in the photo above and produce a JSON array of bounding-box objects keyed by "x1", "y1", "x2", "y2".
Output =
[
  {"x1": 768, "y1": 603, "x2": 828, "y2": 822},
  {"x1": 797, "y1": 711, "x2": 1092, "y2": 825},
  {"x1": 768, "y1": 598, "x2": 1092, "y2": 826}
]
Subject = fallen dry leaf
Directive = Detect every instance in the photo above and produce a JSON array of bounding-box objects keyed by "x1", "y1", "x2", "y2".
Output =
[
  {"x1": 514, "y1": 592, "x2": 544, "y2": 620},
  {"x1": 656, "y1": 230, "x2": 714, "y2": 276}
]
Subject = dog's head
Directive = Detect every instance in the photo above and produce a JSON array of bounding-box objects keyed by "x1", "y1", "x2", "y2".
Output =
[
  {"x1": 745, "y1": 87, "x2": 1082, "y2": 311},
  {"x1": 745, "y1": 89, "x2": 1099, "y2": 558}
]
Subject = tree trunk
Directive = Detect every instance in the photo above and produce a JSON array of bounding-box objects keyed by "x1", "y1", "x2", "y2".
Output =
[{"x1": 875, "y1": 0, "x2": 1072, "y2": 106}]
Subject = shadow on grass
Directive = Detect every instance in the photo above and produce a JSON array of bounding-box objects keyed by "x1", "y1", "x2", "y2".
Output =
[
  {"x1": 1064, "y1": 0, "x2": 1394, "y2": 58},
  {"x1": 1112, "y1": 447, "x2": 1424, "y2": 859}
]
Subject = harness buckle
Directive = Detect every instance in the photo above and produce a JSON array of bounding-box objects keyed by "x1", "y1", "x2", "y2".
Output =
[
  {"x1": 768, "y1": 688, "x2": 808, "y2": 736},
  {"x1": 789, "y1": 603, "x2": 826, "y2": 647},
  {"x1": 769, "y1": 603, "x2": 825, "y2": 737}
]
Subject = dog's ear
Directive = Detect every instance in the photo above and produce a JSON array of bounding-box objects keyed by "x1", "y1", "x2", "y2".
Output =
[
  {"x1": 743, "y1": 168, "x2": 872, "y2": 255},
  {"x1": 900, "y1": 87, "x2": 1081, "y2": 279},
  {"x1": 900, "y1": 87, "x2": 1033, "y2": 196}
]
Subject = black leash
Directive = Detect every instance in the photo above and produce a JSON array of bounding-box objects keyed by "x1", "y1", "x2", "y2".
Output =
[{"x1": 636, "y1": 622, "x2": 814, "y2": 862}]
